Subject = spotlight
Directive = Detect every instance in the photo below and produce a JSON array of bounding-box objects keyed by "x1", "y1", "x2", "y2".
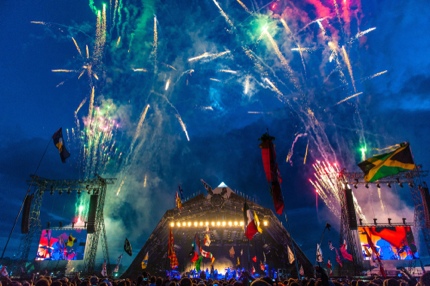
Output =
[
  {"x1": 359, "y1": 219, "x2": 363, "y2": 226},
  {"x1": 77, "y1": 189, "x2": 82, "y2": 195},
  {"x1": 387, "y1": 183, "x2": 391, "y2": 188},
  {"x1": 373, "y1": 218, "x2": 377, "y2": 225},
  {"x1": 365, "y1": 183, "x2": 369, "y2": 189},
  {"x1": 399, "y1": 182, "x2": 404, "y2": 188},
  {"x1": 58, "y1": 189, "x2": 63, "y2": 195},
  {"x1": 402, "y1": 218, "x2": 407, "y2": 225},
  {"x1": 388, "y1": 218, "x2": 392, "y2": 225},
  {"x1": 67, "y1": 188, "x2": 72, "y2": 195},
  {"x1": 408, "y1": 182, "x2": 414, "y2": 188},
  {"x1": 376, "y1": 183, "x2": 380, "y2": 188}
]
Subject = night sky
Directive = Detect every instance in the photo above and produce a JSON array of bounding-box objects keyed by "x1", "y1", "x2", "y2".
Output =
[{"x1": 1, "y1": 0, "x2": 430, "y2": 272}]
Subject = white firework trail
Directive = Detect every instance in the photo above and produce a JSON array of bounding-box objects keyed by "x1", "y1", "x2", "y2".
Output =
[
  {"x1": 355, "y1": 27, "x2": 376, "y2": 39},
  {"x1": 71, "y1": 37, "x2": 82, "y2": 56},
  {"x1": 176, "y1": 115, "x2": 190, "y2": 141},
  {"x1": 212, "y1": 0, "x2": 235, "y2": 31},
  {"x1": 341, "y1": 46, "x2": 357, "y2": 93},
  {"x1": 188, "y1": 51, "x2": 230, "y2": 63},
  {"x1": 335, "y1": 92, "x2": 363, "y2": 105},
  {"x1": 132, "y1": 68, "x2": 148, "y2": 72},
  {"x1": 286, "y1": 133, "x2": 307, "y2": 165}
]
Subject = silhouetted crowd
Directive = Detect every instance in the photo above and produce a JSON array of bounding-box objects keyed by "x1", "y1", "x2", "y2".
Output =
[{"x1": 2, "y1": 268, "x2": 430, "y2": 286}]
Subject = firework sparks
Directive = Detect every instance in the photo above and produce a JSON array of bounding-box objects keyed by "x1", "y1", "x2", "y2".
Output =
[{"x1": 335, "y1": 92, "x2": 363, "y2": 105}]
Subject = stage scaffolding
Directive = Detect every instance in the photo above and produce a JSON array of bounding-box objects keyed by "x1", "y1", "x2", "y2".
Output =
[
  {"x1": 17, "y1": 175, "x2": 115, "y2": 275},
  {"x1": 339, "y1": 168, "x2": 429, "y2": 274}
]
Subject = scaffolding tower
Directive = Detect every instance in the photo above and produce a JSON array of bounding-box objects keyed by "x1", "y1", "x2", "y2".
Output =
[{"x1": 17, "y1": 175, "x2": 115, "y2": 275}]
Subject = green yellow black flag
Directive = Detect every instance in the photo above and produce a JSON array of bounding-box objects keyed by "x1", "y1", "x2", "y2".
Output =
[{"x1": 358, "y1": 142, "x2": 415, "y2": 182}]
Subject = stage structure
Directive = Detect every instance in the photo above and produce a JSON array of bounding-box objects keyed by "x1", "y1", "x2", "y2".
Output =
[
  {"x1": 122, "y1": 183, "x2": 314, "y2": 280},
  {"x1": 340, "y1": 168, "x2": 429, "y2": 271},
  {"x1": 18, "y1": 175, "x2": 115, "y2": 274}
]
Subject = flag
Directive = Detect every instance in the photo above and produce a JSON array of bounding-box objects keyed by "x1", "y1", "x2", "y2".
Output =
[
  {"x1": 236, "y1": 257, "x2": 240, "y2": 266},
  {"x1": 316, "y1": 243, "x2": 323, "y2": 262},
  {"x1": 340, "y1": 241, "x2": 353, "y2": 261},
  {"x1": 254, "y1": 211, "x2": 263, "y2": 233},
  {"x1": 229, "y1": 246, "x2": 235, "y2": 258},
  {"x1": 299, "y1": 265, "x2": 304, "y2": 276},
  {"x1": 66, "y1": 234, "x2": 76, "y2": 247},
  {"x1": 52, "y1": 128, "x2": 70, "y2": 163},
  {"x1": 252, "y1": 256, "x2": 257, "y2": 263},
  {"x1": 259, "y1": 132, "x2": 284, "y2": 215},
  {"x1": 175, "y1": 191, "x2": 182, "y2": 210},
  {"x1": 201, "y1": 249, "x2": 215, "y2": 265},
  {"x1": 363, "y1": 229, "x2": 386, "y2": 277},
  {"x1": 204, "y1": 233, "x2": 211, "y2": 247},
  {"x1": 195, "y1": 256, "x2": 203, "y2": 272},
  {"x1": 101, "y1": 261, "x2": 107, "y2": 277},
  {"x1": 1, "y1": 266, "x2": 8, "y2": 277},
  {"x1": 178, "y1": 185, "x2": 184, "y2": 200},
  {"x1": 287, "y1": 245, "x2": 295, "y2": 264},
  {"x1": 141, "y1": 252, "x2": 148, "y2": 270},
  {"x1": 168, "y1": 228, "x2": 179, "y2": 269},
  {"x1": 190, "y1": 233, "x2": 201, "y2": 262},
  {"x1": 114, "y1": 254, "x2": 123, "y2": 273},
  {"x1": 124, "y1": 238, "x2": 132, "y2": 256},
  {"x1": 244, "y1": 202, "x2": 258, "y2": 240},
  {"x1": 335, "y1": 248, "x2": 343, "y2": 267},
  {"x1": 358, "y1": 142, "x2": 415, "y2": 182},
  {"x1": 327, "y1": 260, "x2": 333, "y2": 275}
]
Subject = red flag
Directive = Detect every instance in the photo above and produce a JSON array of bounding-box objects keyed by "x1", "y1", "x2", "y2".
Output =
[
  {"x1": 364, "y1": 229, "x2": 386, "y2": 278},
  {"x1": 252, "y1": 256, "x2": 257, "y2": 263},
  {"x1": 335, "y1": 248, "x2": 343, "y2": 267},
  {"x1": 244, "y1": 202, "x2": 258, "y2": 240},
  {"x1": 339, "y1": 243, "x2": 353, "y2": 261},
  {"x1": 168, "y1": 228, "x2": 178, "y2": 269},
  {"x1": 259, "y1": 133, "x2": 284, "y2": 215}
]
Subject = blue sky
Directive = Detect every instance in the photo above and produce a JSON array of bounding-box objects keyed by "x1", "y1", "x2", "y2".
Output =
[{"x1": 1, "y1": 0, "x2": 430, "y2": 272}]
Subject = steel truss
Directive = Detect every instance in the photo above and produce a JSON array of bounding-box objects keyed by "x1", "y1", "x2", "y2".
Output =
[{"x1": 17, "y1": 175, "x2": 115, "y2": 275}]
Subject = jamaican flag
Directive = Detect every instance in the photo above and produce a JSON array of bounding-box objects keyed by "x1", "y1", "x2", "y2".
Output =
[{"x1": 358, "y1": 142, "x2": 415, "y2": 182}]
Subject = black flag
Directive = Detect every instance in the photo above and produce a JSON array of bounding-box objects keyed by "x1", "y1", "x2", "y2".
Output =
[{"x1": 124, "y1": 238, "x2": 132, "y2": 256}]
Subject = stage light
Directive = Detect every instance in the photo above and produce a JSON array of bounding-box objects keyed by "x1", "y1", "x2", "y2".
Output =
[
  {"x1": 216, "y1": 221, "x2": 221, "y2": 226},
  {"x1": 50, "y1": 186, "x2": 54, "y2": 195},
  {"x1": 365, "y1": 183, "x2": 369, "y2": 189},
  {"x1": 402, "y1": 218, "x2": 407, "y2": 224},
  {"x1": 222, "y1": 221, "x2": 226, "y2": 226},
  {"x1": 240, "y1": 221, "x2": 244, "y2": 226},
  {"x1": 170, "y1": 222, "x2": 175, "y2": 227},
  {"x1": 387, "y1": 183, "x2": 391, "y2": 188},
  {"x1": 67, "y1": 188, "x2": 72, "y2": 195},
  {"x1": 376, "y1": 183, "x2": 380, "y2": 188},
  {"x1": 228, "y1": 221, "x2": 232, "y2": 226},
  {"x1": 408, "y1": 182, "x2": 414, "y2": 188},
  {"x1": 205, "y1": 221, "x2": 209, "y2": 226},
  {"x1": 373, "y1": 218, "x2": 377, "y2": 225},
  {"x1": 388, "y1": 218, "x2": 392, "y2": 225},
  {"x1": 58, "y1": 189, "x2": 63, "y2": 195},
  {"x1": 399, "y1": 182, "x2": 404, "y2": 188},
  {"x1": 353, "y1": 179, "x2": 358, "y2": 189},
  {"x1": 199, "y1": 221, "x2": 203, "y2": 226},
  {"x1": 77, "y1": 189, "x2": 82, "y2": 195},
  {"x1": 47, "y1": 222, "x2": 51, "y2": 229},
  {"x1": 194, "y1": 221, "x2": 198, "y2": 227},
  {"x1": 211, "y1": 221, "x2": 215, "y2": 227},
  {"x1": 263, "y1": 220, "x2": 268, "y2": 226},
  {"x1": 182, "y1": 222, "x2": 186, "y2": 227},
  {"x1": 59, "y1": 222, "x2": 63, "y2": 228},
  {"x1": 234, "y1": 221, "x2": 238, "y2": 226},
  {"x1": 359, "y1": 219, "x2": 363, "y2": 226},
  {"x1": 176, "y1": 222, "x2": 181, "y2": 227}
]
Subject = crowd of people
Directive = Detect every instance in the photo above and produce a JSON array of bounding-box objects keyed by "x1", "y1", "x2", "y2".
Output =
[{"x1": 1, "y1": 267, "x2": 430, "y2": 286}]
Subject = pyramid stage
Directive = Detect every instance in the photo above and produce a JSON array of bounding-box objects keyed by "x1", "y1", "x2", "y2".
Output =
[{"x1": 121, "y1": 183, "x2": 313, "y2": 279}]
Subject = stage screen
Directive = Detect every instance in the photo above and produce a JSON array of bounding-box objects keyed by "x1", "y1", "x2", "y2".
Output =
[
  {"x1": 35, "y1": 229, "x2": 87, "y2": 261},
  {"x1": 358, "y1": 226, "x2": 419, "y2": 261}
]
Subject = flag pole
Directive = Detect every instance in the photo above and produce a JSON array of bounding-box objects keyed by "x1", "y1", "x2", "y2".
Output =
[
  {"x1": 1, "y1": 138, "x2": 51, "y2": 259},
  {"x1": 283, "y1": 213, "x2": 300, "y2": 279}
]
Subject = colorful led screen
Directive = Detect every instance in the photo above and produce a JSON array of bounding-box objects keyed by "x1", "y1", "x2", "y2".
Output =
[
  {"x1": 35, "y1": 229, "x2": 87, "y2": 261},
  {"x1": 358, "y1": 226, "x2": 418, "y2": 261}
]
